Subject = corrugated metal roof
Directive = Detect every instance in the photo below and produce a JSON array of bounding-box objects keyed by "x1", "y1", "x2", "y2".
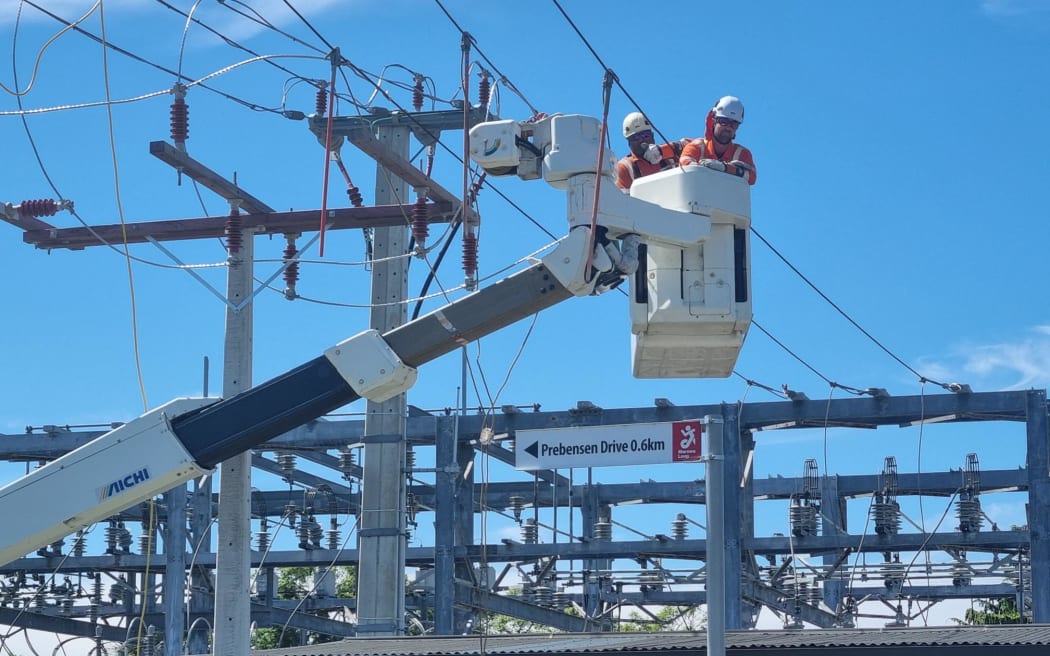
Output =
[{"x1": 249, "y1": 625, "x2": 1050, "y2": 656}]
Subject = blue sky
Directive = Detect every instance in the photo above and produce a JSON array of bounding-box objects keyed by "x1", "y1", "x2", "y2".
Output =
[{"x1": 2, "y1": 0, "x2": 1050, "y2": 640}]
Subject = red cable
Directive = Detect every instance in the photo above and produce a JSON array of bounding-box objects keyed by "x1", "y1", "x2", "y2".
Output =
[
  {"x1": 461, "y1": 35, "x2": 471, "y2": 223},
  {"x1": 461, "y1": 33, "x2": 476, "y2": 287},
  {"x1": 318, "y1": 57, "x2": 339, "y2": 257},
  {"x1": 583, "y1": 70, "x2": 615, "y2": 282},
  {"x1": 332, "y1": 150, "x2": 352, "y2": 186}
]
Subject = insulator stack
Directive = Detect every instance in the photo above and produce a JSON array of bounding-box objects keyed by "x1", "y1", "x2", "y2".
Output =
[
  {"x1": 412, "y1": 74, "x2": 424, "y2": 111},
  {"x1": 297, "y1": 521, "x2": 313, "y2": 550},
  {"x1": 326, "y1": 516, "x2": 340, "y2": 550},
  {"x1": 19, "y1": 199, "x2": 59, "y2": 218},
  {"x1": 533, "y1": 585, "x2": 553, "y2": 608},
  {"x1": 478, "y1": 74, "x2": 491, "y2": 107},
  {"x1": 117, "y1": 521, "x2": 133, "y2": 553},
  {"x1": 170, "y1": 98, "x2": 189, "y2": 146},
  {"x1": 89, "y1": 573, "x2": 102, "y2": 624},
  {"x1": 72, "y1": 530, "x2": 86, "y2": 557},
  {"x1": 225, "y1": 206, "x2": 243, "y2": 254},
  {"x1": 951, "y1": 557, "x2": 972, "y2": 587},
  {"x1": 307, "y1": 515, "x2": 324, "y2": 547},
  {"x1": 170, "y1": 86, "x2": 189, "y2": 149},
  {"x1": 33, "y1": 585, "x2": 45, "y2": 609},
  {"x1": 552, "y1": 589, "x2": 570, "y2": 610},
  {"x1": 315, "y1": 85, "x2": 328, "y2": 117},
  {"x1": 255, "y1": 519, "x2": 270, "y2": 552},
  {"x1": 405, "y1": 445, "x2": 416, "y2": 472},
  {"x1": 462, "y1": 230, "x2": 478, "y2": 290},
  {"x1": 956, "y1": 497, "x2": 983, "y2": 533},
  {"x1": 593, "y1": 519, "x2": 612, "y2": 541},
  {"x1": 639, "y1": 569, "x2": 663, "y2": 592},
  {"x1": 139, "y1": 525, "x2": 155, "y2": 554},
  {"x1": 284, "y1": 502, "x2": 300, "y2": 529},
  {"x1": 105, "y1": 519, "x2": 120, "y2": 555},
  {"x1": 338, "y1": 449, "x2": 356, "y2": 480},
  {"x1": 282, "y1": 236, "x2": 299, "y2": 300},
  {"x1": 276, "y1": 451, "x2": 297, "y2": 477},
  {"x1": 881, "y1": 558, "x2": 905, "y2": 591},
  {"x1": 411, "y1": 195, "x2": 429, "y2": 250},
  {"x1": 671, "y1": 513, "x2": 688, "y2": 540},
  {"x1": 141, "y1": 627, "x2": 156, "y2": 656},
  {"x1": 789, "y1": 499, "x2": 820, "y2": 537},
  {"x1": 60, "y1": 596, "x2": 74, "y2": 616},
  {"x1": 346, "y1": 184, "x2": 363, "y2": 207},
  {"x1": 108, "y1": 579, "x2": 123, "y2": 603},
  {"x1": 521, "y1": 518, "x2": 539, "y2": 544},
  {"x1": 297, "y1": 514, "x2": 322, "y2": 549},
  {"x1": 807, "y1": 578, "x2": 823, "y2": 606},
  {"x1": 508, "y1": 495, "x2": 525, "y2": 522},
  {"x1": 871, "y1": 496, "x2": 901, "y2": 536}
]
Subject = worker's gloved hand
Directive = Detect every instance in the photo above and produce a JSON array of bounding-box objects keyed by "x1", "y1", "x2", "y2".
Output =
[
  {"x1": 729, "y1": 159, "x2": 753, "y2": 171},
  {"x1": 643, "y1": 144, "x2": 662, "y2": 164},
  {"x1": 617, "y1": 233, "x2": 641, "y2": 276},
  {"x1": 591, "y1": 243, "x2": 614, "y2": 273},
  {"x1": 700, "y1": 159, "x2": 726, "y2": 172}
]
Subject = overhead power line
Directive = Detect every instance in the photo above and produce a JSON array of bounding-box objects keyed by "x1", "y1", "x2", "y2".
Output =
[
  {"x1": 550, "y1": 0, "x2": 671, "y2": 145},
  {"x1": 547, "y1": 0, "x2": 957, "y2": 394},
  {"x1": 21, "y1": 0, "x2": 287, "y2": 115},
  {"x1": 750, "y1": 226, "x2": 957, "y2": 391},
  {"x1": 433, "y1": 0, "x2": 540, "y2": 116},
  {"x1": 281, "y1": 0, "x2": 337, "y2": 52}
]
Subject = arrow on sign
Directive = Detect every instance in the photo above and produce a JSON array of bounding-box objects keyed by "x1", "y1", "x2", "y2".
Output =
[{"x1": 524, "y1": 441, "x2": 539, "y2": 458}]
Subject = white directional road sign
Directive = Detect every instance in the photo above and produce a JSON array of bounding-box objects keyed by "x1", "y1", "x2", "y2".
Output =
[{"x1": 514, "y1": 421, "x2": 703, "y2": 471}]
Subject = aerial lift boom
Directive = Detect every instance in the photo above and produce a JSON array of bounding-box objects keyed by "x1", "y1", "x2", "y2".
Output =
[{"x1": 0, "y1": 114, "x2": 751, "y2": 567}]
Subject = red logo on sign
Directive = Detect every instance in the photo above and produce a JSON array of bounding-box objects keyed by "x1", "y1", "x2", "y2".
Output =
[{"x1": 672, "y1": 421, "x2": 703, "y2": 462}]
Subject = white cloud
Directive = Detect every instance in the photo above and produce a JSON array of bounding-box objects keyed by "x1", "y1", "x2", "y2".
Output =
[
  {"x1": 980, "y1": 500, "x2": 1029, "y2": 530},
  {"x1": 916, "y1": 325, "x2": 1050, "y2": 391}
]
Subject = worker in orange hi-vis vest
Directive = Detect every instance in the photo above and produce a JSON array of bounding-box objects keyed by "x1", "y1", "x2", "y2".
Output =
[
  {"x1": 615, "y1": 112, "x2": 688, "y2": 191},
  {"x1": 680, "y1": 96, "x2": 757, "y2": 185}
]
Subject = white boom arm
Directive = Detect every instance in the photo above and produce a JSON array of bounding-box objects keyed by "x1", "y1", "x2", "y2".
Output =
[{"x1": 0, "y1": 113, "x2": 751, "y2": 567}]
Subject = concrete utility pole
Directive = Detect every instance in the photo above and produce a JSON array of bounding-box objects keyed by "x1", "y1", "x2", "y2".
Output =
[
  {"x1": 356, "y1": 125, "x2": 411, "y2": 636},
  {"x1": 705, "y1": 415, "x2": 726, "y2": 656},
  {"x1": 163, "y1": 484, "x2": 186, "y2": 652},
  {"x1": 212, "y1": 212, "x2": 254, "y2": 655}
]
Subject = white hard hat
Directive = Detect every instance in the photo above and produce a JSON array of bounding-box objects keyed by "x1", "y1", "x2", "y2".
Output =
[
  {"x1": 712, "y1": 96, "x2": 744, "y2": 124},
  {"x1": 622, "y1": 112, "x2": 653, "y2": 138}
]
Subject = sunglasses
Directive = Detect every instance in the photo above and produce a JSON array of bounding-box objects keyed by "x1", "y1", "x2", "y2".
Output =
[
  {"x1": 628, "y1": 130, "x2": 654, "y2": 143},
  {"x1": 714, "y1": 117, "x2": 740, "y2": 128}
]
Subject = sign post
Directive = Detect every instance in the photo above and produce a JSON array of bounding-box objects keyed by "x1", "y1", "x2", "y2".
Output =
[{"x1": 514, "y1": 421, "x2": 703, "y2": 471}]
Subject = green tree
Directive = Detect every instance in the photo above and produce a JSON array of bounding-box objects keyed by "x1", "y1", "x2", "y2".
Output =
[
  {"x1": 251, "y1": 566, "x2": 358, "y2": 649},
  {"x1": 960, "y1": 597, "x2": 1027, "y2": 625},
  {"x1": 479, "y1": 587, "x2": 544, "y2": 634},
  {"x1": 335, "y1": 565, "x2": 357, "y2": 597},
  {"x1": 954, "y1": 527, "x2": 1029, "y2": 626},
  {"x1": 617, "y1": 606, "x2": 705, "y2": 632}
]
